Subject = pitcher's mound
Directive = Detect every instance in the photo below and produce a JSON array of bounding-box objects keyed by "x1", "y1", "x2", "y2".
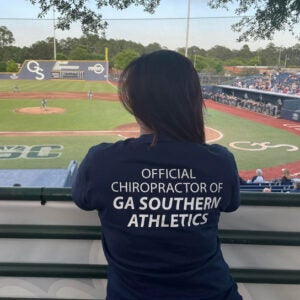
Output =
[{"x1": 15, "y1": 107, "x2": 66, "y2": 114}]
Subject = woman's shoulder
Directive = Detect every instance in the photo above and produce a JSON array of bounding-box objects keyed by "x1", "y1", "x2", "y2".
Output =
[
  {"x1": 194, "y1": 144, "x2": 237, "y2": 168},
  {"x1": 88, "y1": 138, "x2": 138, "y2": 155},
  {"x1": 87, "y1": 139, "x2": 234, "y2": 161},
  {"x1": 204, "y1": 143, "x2": 233, "y2": 156}
]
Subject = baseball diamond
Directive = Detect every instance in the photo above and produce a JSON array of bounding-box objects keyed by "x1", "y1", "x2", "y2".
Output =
[{"x1": 0, "y1": 79, "x2": 299, "y2": 182}]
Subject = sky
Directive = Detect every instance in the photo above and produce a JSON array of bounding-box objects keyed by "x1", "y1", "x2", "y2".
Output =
[{"x1": 0, "y1": 0, "x2": 300, "y2": 51}]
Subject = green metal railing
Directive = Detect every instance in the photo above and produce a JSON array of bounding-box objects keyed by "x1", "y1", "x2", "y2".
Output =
[
  {"x1": 0, "y1": 187, "x2": 299, "y2": 287},
  {"x1": 0, "y1": 225, "x2": 299, "y2": 246},
  {"x1": 0, "y1": 262, "x2": 299, "y2": 284},
  {"x1": 1, "y1": 187, "x2": 300, "y2": 206}
]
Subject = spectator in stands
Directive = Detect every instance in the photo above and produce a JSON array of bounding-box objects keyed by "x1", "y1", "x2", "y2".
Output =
[
  {"x1": 252, "y1": 168, "x2": 264, "y2": 183},
  {"x1": 281, "y1": 168, "x2": 292, "y2": 185},
  {"x1": 72, "y1": 50, "x2": 242, "y2": 300},
  {"x1": 291, "y1": 181, "x2": 300, "y2": 193}
]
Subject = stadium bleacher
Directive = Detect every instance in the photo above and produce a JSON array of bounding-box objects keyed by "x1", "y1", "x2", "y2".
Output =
[
  {"x1": 240, "y1": 183, "x2": 294, "y2": 193},
  {"x1": 232, "y1": 72, "x2": 300, "y2": 95}
]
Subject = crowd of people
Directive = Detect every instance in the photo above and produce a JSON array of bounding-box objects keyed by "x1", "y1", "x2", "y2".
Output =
[
  {"x1": 205, "y1": 91, "x2": 281, "y2": 117},
  {"x1": 240, "y1": 168, "x2": 300, "y2": 193},
  {"x1": 232, "y1": 71, "x2": 300, "y2": 95},
  {"x1": 203, "y1": 71, "x2": 300, "y2": 117}
]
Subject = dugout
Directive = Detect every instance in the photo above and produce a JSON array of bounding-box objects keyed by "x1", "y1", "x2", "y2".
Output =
[
  {"x1": 214, "y1": 85, "x2": 300, "y2": 121},
  {"x1": 280, "y1": 99, "x2": 300, "y2": 122},
  {"x1": 215, "y1": 85, "x2": 300, "y2": 105}
]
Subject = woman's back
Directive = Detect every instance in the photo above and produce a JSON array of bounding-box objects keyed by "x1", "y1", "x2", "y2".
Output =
[{"x1": 73, "y1": 134, "x2": 241, "y2": 299}]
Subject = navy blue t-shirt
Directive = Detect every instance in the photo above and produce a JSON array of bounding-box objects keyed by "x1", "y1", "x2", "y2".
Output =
[{"x1": 72, "y1": 134, "x2": 242, "y2": 300}]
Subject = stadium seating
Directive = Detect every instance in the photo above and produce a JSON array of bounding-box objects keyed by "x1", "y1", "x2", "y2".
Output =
[
  {"x1": 0, "y1": 187, "x2": 299, "y2": 299},
  {"x1": 240, "y1": 183, "x2": 294, "y2": 193},
  {"x1": 231, "y1": 72, "x2": 300, "y2": 95}
]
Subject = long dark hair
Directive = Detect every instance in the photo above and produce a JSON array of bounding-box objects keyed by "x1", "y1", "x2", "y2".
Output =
[{"x1": 119, "y1": 50, "x2": 205, "y2": 144}]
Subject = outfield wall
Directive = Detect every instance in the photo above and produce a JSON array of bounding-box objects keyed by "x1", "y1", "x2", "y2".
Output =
[{"x1": 0, "y1": 60, "x2": 109, "y2": 81}]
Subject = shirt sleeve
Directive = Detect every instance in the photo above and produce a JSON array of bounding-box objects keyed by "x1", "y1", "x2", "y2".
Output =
[
  {"x1": 221, "y1": 150, "x2": 241, "y2": 213},
  {"x1": 72, "y1": 150, "x2": 96, "y2": 211}
]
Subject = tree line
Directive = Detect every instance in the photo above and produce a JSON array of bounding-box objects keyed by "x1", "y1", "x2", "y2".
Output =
[{"x1": 0, "y1": 25, "x2": 300, "y2": 74}]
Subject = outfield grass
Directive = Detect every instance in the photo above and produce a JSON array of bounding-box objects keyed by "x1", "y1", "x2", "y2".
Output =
[
  {"x1": 0, "y1": 80, "x2": 299, "y2": 172},
  {"x1": 0, "y1": 79, "x2": 117, "y2": 93}
]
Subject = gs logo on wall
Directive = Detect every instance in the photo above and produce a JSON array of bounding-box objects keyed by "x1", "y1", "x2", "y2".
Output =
[
  {"x1": 0, "y1": 145, "x2": 63, "y2": 160},
  {"x1": 26, "y1": 60, "x2": 45, "y2": 80}
]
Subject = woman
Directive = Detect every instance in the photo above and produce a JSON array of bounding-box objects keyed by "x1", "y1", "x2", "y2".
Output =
[
  {"x1": 281, "y1": 168, "x2": 292, "y2": 185},
  {"x1": 72, "y1": 50, "x2": 242, "y2": 300},
  {"x1": 251, "y1": 168, "x2": 264, "y2": 183}
]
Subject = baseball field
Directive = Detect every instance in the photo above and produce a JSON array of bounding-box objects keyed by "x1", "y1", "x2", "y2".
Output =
[{"x1": 0, "y1": 79, "x2": 299, "y2": 181}]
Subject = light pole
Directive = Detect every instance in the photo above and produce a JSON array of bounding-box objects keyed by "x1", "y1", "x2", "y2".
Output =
[
  {"x1": 278, "y1": 46, "x2": 283, "y2": 68},
  {"x1": 284, "y1": 54, "x2": 288, "y2": 68},
  {"x1": 184, "y1": 0, "x2": 191, "y2": 57},
  {"x1": 53, "y1": 5, "x2": 57, "y2": 60}
]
